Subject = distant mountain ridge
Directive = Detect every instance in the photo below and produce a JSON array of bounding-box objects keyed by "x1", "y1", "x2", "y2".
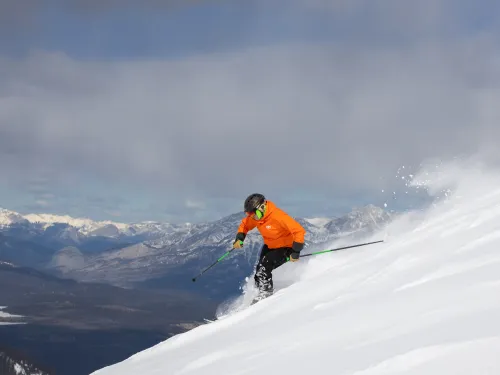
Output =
[
  {"x1": 0, "y1": 205, "x2": 393, "y2": 300},
  {"x1": 0, "y1": 207, "x2": 188, "y2": 238},
  {"x1": 0, "y1": 205, "x2": 390, "y2": 240},
  {"x1": 0, "y1": 208, "x2": 29, "y2": 226}
]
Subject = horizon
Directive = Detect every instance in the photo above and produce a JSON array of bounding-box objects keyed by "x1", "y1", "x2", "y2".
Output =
[{"x1": 0, "y1": 200, "x2": 397, "y2": 226}]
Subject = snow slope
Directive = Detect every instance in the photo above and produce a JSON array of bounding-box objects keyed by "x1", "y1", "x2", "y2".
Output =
[{"x1": 91, "y1": 160, "x2": 500, "y2": 374}]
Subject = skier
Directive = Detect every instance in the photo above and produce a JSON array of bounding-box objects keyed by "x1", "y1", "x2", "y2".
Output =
[{"x1": 232, "y1": 193, "x2": 306, "y2": 303}]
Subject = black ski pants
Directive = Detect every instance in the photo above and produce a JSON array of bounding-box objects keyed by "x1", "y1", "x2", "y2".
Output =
[{"x1": 254, "y1": 245, "x2": 291, "y2": 296}]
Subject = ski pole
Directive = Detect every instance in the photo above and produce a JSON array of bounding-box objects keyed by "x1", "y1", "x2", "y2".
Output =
[
  {"x1": 288, "y1": 239, "x2": 384, "y2": 261},
  {"x1": 192, "y1": 249, "x2": 235, "y2": 282}
]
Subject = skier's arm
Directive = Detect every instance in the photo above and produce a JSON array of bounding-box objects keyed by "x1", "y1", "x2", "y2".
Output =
[
  {"x1": 235, "y1": 217, "x2": 256, "y2": 244},
  {"x1": 279, "y1": 213, "x2": 306, "y2": 255}
]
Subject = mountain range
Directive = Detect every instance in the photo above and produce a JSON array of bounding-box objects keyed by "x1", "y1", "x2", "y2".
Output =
[
  {"x1": 0, "y1": 205, "x2": 392, "y2": 244},
  {"x1": 0, "y1": 207, "x2": 190, "y2": 238},
  {"x1": 0, "y1": 205, "x2": 393, "y2": 300}
]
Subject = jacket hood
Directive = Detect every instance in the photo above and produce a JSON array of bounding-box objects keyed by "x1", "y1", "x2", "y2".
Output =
[{"x1": 261, "y1": 200, "x2": 276, "y2": 221}]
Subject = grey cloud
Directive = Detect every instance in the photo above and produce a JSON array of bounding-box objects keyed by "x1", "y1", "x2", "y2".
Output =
[
  {"x1": 0, "y1": 1, "x2": 38, "y2": 27},
  {"x1": 85, "y1": 196, "x2": 110, "y2": 205},
  {"x1": 2, "y1": 38, "x2": 500, "y2": 213},
  {"x1": 0, "y1": 0, "x2": 204, "y2": 18},
  {"x1": 66, "y1": 0, "x2": 206, "y2": 12},
  {"x1": 84, "y1": 195, "x2": 128, "y2": 211},
  {"x1": 3, "y1": 0, "x2": 496, "y2": 42},
  {"x1": 0, "y1": 0, "x2": 207, "y2": 36},
  {"x1": 2, "y1": 1, "x2": 500, "y2": 221},
  {"x1": 37, "y1": 193, "x2": 56, "y2": 200},
  {"x1": 303, "y1": 0, "x2": 500, "y2": 34}
]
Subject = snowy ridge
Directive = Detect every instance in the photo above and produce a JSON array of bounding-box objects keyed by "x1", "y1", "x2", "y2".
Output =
[
  {"x1": 0, "y1": 208, "x2": 188, "y2": 238},
  {"x1": 0, "y1": 208, "x2": 28, "y2": 226},
  {"x1": 91, "y1": 161, "x2": 500, "y2": 375},
  {"x1": 1, "y1": 206, "x2": 389, "y2": 240},
  {"x1": 23, "y1": 213, "x2": 130, "y2": 234}
]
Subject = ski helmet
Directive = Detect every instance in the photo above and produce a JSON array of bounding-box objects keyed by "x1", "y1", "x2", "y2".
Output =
[{"x1": 244, "y1": 193, "x2": 265, "y2": 213}]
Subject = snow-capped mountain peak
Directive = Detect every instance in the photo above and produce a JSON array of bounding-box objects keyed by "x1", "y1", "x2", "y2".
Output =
[
  {"x1": 0, "y1": 207, "x2": 129, "y2": 232},
  {"x1": 23, "y1": 212, "x2": 132, "y2": 235},
  {"x1": 0, "y1": 208, "x2": 29, "y2": 226},
  {"x1": 0, "y1": 207, "x2": 194, "y2": 238}
]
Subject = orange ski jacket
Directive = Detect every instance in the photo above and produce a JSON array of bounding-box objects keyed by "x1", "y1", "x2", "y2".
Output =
[{"x1": 236, "y1": 200, "x2": 306, "y2": 252}]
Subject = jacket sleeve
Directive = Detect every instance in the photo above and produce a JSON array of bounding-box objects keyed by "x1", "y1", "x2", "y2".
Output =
[
  {"x1": 236, "y1": 217, "x2": 256, "y2": 242},
  {"x1": 278, "y1": 212, "x2": 306, "y2": 253}
]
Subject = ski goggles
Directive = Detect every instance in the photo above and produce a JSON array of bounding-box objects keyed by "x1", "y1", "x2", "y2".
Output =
[{"x1": 246, "y1": 203, "x2": 266, "y2": 220}]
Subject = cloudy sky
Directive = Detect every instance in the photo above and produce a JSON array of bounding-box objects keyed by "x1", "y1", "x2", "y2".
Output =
[{"x1": 1, "y1": 0, "x2": 500, "y2": 223}]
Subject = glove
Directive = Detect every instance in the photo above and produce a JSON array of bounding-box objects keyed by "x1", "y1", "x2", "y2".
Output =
[
  {"x1": 233, "y1": 240, "x2": 244, "y2": 249},
  {"x1": 233, "y1": 232, "x2": 246, "y2": 249},
  {"x1": 288, "y1": 241, "x2": 303, "y2": 262}
]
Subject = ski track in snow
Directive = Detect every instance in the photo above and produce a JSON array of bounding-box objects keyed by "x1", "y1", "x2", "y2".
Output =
[
  {"x1": 351, "y1": 337, "x2": 500, "y2": 375},
  {"x1": 91, "y1": 162, "x2": 500, "y2": 375}
]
